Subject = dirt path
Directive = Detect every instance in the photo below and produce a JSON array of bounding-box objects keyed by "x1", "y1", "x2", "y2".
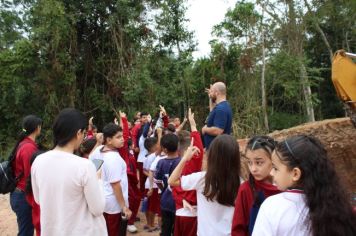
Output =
[{"x1": 0, "y1": 194, "x2": 158, "y2": 236}]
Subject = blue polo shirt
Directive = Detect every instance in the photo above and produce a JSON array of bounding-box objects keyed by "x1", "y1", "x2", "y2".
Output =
[{"x1": 203, "y1": 100, "x2": 232, "y2": 149}]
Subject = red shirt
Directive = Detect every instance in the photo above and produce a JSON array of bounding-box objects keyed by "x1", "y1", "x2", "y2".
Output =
[
  {"x1": 231, "y1": 180, "x2": 281, "y2": 236},
  {"x1": 131, "y1": 123, "x2": 141, "y2": 148},
  {"x1": 172, "y1": 131, "x2": 204, "y2": 209},
  {"x1": 26, "y1": 192, "x2": 41, "y2": 235},
  {"x1": 13, "y1": 137, "x2": 38, "y2": 191},
  {"x1": 127, "y1": 153, "x2": 138, "y2": 185},
  {"x1": 118, "y1": 117, "x2": 130, "y2": 165}
]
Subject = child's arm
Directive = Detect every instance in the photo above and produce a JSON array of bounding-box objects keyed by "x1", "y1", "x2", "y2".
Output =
[
  {"x1": 87, "y1": 116, "x2": 94, "y2": 137},
  {"x1": 176, "y1": 117, "x2": 187, "y2": 132},
  {"x1": 143, "y1": 169, "x2": 150, "y2": 177},
  {"x1": 168, "y1": 140, "x2": 200, "y2": 187},
  {"x1": 147, "y1": 170, "x2": 155, "y2": 197},
  {"x1": 118, "y1": 111, "x2": 129, "y2": 163},
  {"x1": 159, "y1": 105, "x2": 169, "y2": 128},
  {"x1": 142, "y1": 121, "x2": 151, "y2": 138},
  {"x1": 111, "y1": 181, "x2": 132, "y2": 218}
]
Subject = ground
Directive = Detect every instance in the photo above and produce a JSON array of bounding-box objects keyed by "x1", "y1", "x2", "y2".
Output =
[{"x1": 0, "y1": 194, "x2": 159, "y2": 236}]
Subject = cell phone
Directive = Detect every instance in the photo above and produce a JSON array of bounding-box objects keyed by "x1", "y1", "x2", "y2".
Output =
[{"x1": 92, "y1": 159, "x2": 104, "y2": 171}]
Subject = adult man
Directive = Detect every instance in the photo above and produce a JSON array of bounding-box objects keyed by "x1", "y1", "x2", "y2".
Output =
[{"x1": 202, "y1": 81, "x2": 232, "y2": 149}]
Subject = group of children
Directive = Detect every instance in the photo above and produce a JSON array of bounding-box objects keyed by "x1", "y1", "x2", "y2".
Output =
[{"x1": 9, "y1": 106, "x2": 356, "y2": 236}]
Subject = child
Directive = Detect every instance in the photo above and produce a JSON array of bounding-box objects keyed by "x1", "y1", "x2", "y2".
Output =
[
  {"x1": 231, "y1": 136, "x2": 281, "y2": 236},
  {"x1": 143, "y1": 137, "x2": 160, "y2": 231},
  {"x1": 155, "y1": 133, "x2": 181, "y2": 236},
  {"x1": 168, "y1": 134, "x2": 241, "y2": 235},
  {"x1": 252, "y1": 135, "x2": 356, "y2": 236},
  {"x1": 172, "y1": 108, "x2": 204, "y2": 236},
  {"x1": 89, "y1": 123, "x2": 132, "y2": 236},
  {"x1": 126, "y1": 139, "x2": 141, "y2": 233},
  {"x1": 137, "y1": 113, "x2": 151, "y2": 195},
  {"x1": 31, "y1": 108, "x2": 107, "y2": 235}
]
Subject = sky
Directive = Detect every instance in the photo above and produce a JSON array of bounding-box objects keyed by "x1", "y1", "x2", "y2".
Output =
[{"x1": 186, "y1": 0, "x2": 236, "y2": 59}]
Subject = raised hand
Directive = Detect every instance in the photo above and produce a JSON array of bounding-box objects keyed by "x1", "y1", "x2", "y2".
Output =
[{"x1": 183, "y1": 138, "x2": 200, "y2": 161}]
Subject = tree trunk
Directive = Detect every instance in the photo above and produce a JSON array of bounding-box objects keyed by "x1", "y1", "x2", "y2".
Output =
[
  {"x1": 303, "y1": 0, "x2": 333, "y2": 63},
  {"x1": 238, "y1": 118, "x2": 356, "y2": 193},
  {"x1": 261, "y1": 6, "x2": 269, "y2": 131},
  {"x1": 300, "y1": 62, "x2": 315, "y2": 122}
]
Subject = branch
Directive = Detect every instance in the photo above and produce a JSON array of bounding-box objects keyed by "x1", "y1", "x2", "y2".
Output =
[{"x1": 303, "y1": 0, "x2": 333, "y2": 63}]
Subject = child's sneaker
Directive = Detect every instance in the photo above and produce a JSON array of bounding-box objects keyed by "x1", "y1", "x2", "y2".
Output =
[{"x1": 127, "y1": 224, "x2": 138, "y2": 233}]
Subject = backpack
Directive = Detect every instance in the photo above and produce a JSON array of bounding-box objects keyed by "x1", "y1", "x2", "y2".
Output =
[
  {"x1": 0, "y1": 142, "x2": 26, "y2": 194},
  {"x1": 0, "y1": 155, "x2": 19, "y2": 194}
]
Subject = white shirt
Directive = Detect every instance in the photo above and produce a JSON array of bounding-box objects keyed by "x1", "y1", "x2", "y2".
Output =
[
  {"x1": 252, "y1": 192, "x2": 311, "y2": 236},
  {"x1": 89, "y1": 146, "x2": 129, "y2": 214},
  {"x1": 143, "y1": 153, "x2": 158, "y2": 189},
  {"x1": 150, "y1": 154, "x2": 166, "y2": 172},
  {"x1": 137, "y1": 135, "x2": 148, "y2": 163},
  {"x1": 31, "y1": 150, "x2": 107, "y2": 236},
  {"x1": 181, "y1": 171, "x2": 235, "y2": 236}
]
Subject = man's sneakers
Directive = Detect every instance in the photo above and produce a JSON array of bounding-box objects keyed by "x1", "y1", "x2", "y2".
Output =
[{"x1": 127, "y1": 224, "x2": 138, "y2": 233}]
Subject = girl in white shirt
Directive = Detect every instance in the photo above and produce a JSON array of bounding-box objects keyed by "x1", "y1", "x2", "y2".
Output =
[
  {"x1": 169, "y1": 134, "x2": 242, "y2": 236},
  {"x1": 31, "y1": 108, "x2": 107, "y2": 236},
  {"x1": 253, "y1": 135, "x2": 356, "y2": 236}
]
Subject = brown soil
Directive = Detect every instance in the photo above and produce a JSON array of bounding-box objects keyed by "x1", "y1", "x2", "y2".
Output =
[
  {"x1": 0, "y1": 194, "x2": 159, "y2": 236},
  {"x1": 239, "y1": 117, "x2": 356, "y2": 194}
]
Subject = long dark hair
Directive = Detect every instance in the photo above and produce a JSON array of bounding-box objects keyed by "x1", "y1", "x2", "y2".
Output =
[
  {"x1": 246, "y1": 135, "x2": 276, "y2": 203},
  {"x1": 53, "y1": 108, "x2": 86, "y2": 147},
  {"x1": 26, "y1": 150, "x2": 45, "y2": 194},
  {"x1": 203, "y1": 134, "x2": 241, "y2": 206},
  {"x1": 9, "y1": 115, "x2": 42, "y2": 160},
  {"x1": 275, "y1": 135, "x2": 356, "y2": 236}
]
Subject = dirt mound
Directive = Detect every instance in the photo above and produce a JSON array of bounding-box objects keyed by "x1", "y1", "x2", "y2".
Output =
[
  {"x1": 269, "y1": 117, "x2": 356, "y2": 193},
  {"x1": 239, "y1": 118, "x2": 356, "y2": 194}
]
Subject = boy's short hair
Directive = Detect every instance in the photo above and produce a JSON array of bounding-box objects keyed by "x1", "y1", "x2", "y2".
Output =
[
  {"x1": 144, "y1": 137, "x2": 158, "y2": 152},
  {"x1": 140, "y1": 112, "x2": 149, "y2": 117},
  {"x1": 161, "y1": 133, "x2": 179, "y2": 153},
  {"x1": 167, "y1": 124, "x2": 176, "y2": 133},
  {"x1": 177, "y1": 130, "x2": 190, "y2": 153}
]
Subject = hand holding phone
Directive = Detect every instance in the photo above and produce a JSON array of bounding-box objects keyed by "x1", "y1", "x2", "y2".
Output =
[{"x1": 92, "y1": 159, "x2": 104, "y2": 171}]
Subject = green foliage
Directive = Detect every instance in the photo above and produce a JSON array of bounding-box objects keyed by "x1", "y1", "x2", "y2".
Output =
[{"x1": 0, "y1": 0, "x2": 354, "y2": 150}]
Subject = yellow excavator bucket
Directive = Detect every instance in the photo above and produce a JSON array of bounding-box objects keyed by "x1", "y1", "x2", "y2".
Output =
[{"x1": 332, "y1": 50, "x2": 356, "y2": 110}]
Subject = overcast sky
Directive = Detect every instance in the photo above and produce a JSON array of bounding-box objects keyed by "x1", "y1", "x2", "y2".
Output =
[{"x1": 186, "y1": 0, "x2": 236, "y2": 59}]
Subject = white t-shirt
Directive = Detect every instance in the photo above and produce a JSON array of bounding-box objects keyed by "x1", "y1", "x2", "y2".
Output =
[
  {"x1": 31, "y1": 150, "x2": 107, "y2": 236},
  {"x1": 137, "y1": 135, "x2": 148, "y2": 163},
  {"x1": 150, "y1": 154, "x2": 166, "y2": 172},
  {"x1": 89, "y1": 146, "x2": 129, "y2": 214},
  {"x1": 143, "y1": 153, "x2": 157, "y2": 189},
  {"x1": 181, "y1": 171, "x2": 235, "y2": 236},
  {"x1": 252, "y1": 192, "x2": 311, "y2": 236}
]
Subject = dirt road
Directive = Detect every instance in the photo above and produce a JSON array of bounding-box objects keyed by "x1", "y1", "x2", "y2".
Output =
[{"x1": 0, "y1": 194, "x2": 158, "y2": 236}]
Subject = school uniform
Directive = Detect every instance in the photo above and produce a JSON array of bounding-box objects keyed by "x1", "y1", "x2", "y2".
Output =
[
  {"x1": 181, "y1": 171, "x2": 236, "y2": 236},
  {"x1": 155, "y1": 157, "x2": 181, "y2": 236},
  {"x1": 172, "y1": 131, "x2": 204, "y2": 236},
  {"x1": 231, "y1": 180, "x2": 281, "y2": 236},
  {"x1": 252, "y1": 191, "x2": 311, "y2": 236},
  {"x1": 127, "y1": 153, "x2": 141, "y2": 225},
  {"x1": 144, "y1": 153, "x2": 161, "y2": 215},
  {"x1": 137, "y1": 123, "x2": 150, "y2": 194},
  {"x1": 90, "y1": 146, "x2": 129, "y2": 236}
]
